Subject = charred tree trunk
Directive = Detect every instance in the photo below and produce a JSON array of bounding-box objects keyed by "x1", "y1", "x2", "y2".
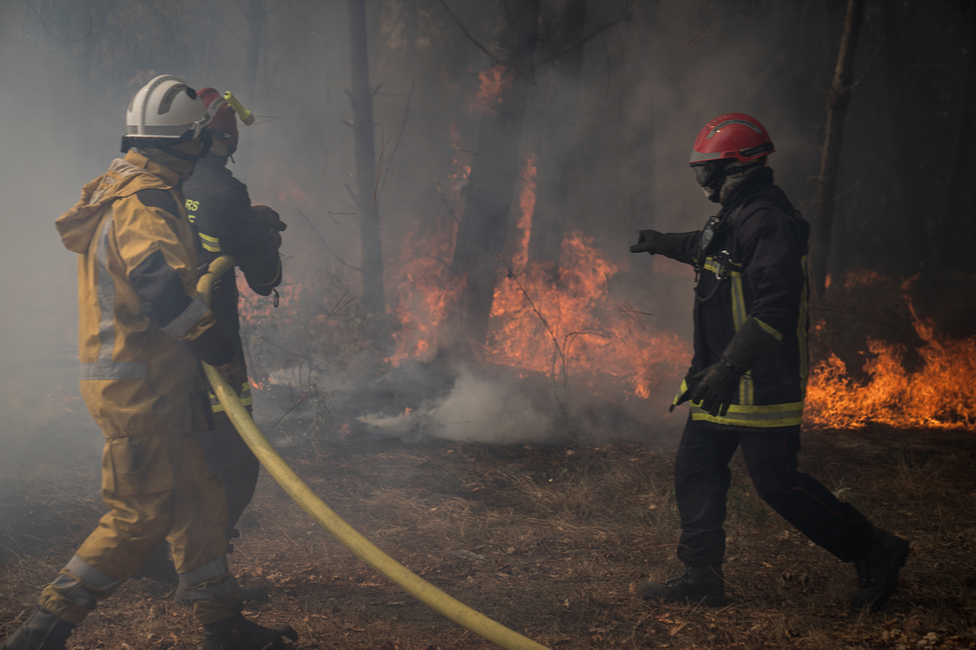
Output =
[
  {"x1": 529, "y1": 0, "x2": 587, "y2": 273},
  {"x1": 809, "y1": 0, "x2": 864, "y2": 296},
  {"x1": 347, "y1": 0, "x2": 387, "y2": 329},
  {"x1": 444, "y1": 0, "x2": 542, "y2": 350}
]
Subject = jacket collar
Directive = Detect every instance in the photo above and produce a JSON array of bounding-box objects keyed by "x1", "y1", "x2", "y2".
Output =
[
  {"x1": 197, "y1": 152, "x2": 233, "y2": 175},
  {"x1": 124, "y1": 150, "x2": 188, "y2": 186}
]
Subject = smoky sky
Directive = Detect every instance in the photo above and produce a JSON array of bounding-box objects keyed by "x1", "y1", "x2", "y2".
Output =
[{"x1": 0, "y1": 0, "x2": 969, "y2": 459}]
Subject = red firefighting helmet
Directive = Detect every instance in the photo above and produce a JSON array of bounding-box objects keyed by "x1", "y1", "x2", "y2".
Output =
[
  {"x1": 689, "y1": 113, "x2": 774, "y2": 188},
  {"x1": 197, "y1": 87, "x2": 239, "y2": 150}
]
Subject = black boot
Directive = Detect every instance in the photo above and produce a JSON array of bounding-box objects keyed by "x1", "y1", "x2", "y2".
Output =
[
  {"x1": 851, "y1": 529, "x2": 910, "y2": 610},
  {"x1": 0, "y1": 608, "x2": 75, "y2": 650},
  {"x1": 636, "y1": 565, "x2": 728, "y2": 606},
  {"x1": 202, "y1": 613, "x2": 298, "y2": 650}
]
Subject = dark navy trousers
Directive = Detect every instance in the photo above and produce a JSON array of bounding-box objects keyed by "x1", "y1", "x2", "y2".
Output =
[
  {"x1": 196, "y1": 413, "x2": 260, "y2": 542},
  {"x1": 674, "y1": 416, "x2": 874, "y2": 567}
]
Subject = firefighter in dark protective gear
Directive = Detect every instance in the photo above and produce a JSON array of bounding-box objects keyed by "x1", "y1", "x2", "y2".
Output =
[
  {"x1": 166, "y1": 86, "x2": 285, "y2": 603},
  {"x1": 0, "y1": 76, "x2": 297, "y2": 650},
  {"x1": 629, "y1": 113, "x2": 909, "y2": 610}
]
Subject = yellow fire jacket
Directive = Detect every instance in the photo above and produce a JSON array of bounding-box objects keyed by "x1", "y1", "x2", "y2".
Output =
[{"x1": 55, "y1": 151, "x2": 219, "y2": 437}]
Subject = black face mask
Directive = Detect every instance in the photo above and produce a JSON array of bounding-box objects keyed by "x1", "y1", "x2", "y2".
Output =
[
  {"x1": 692, "y1": 160, "x2": 724, "y2": 188},
  {"x1": 693, "y1": 161, "x2": 727, "y2": 203}
]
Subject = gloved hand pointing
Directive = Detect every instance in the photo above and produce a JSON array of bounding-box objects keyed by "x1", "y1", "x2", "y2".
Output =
[{"x1": 630, "y1": 229, "x2": 664, "y2": 254}]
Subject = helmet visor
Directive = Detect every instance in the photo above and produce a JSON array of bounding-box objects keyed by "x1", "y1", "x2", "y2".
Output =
[{"x1": 692, "y1": 161, "x2": 723, "y2": 188}]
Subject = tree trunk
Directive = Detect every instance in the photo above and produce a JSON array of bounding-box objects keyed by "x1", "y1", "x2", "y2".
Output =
[
  {"x1": 348, "y1": 0, "x2": 387, "y2": 328},
  {"x1": 809, "y1": 0, "x2": 865, "y2": 296},
  {"x1": 445, "y1": 0, "x2": 542, "y2": 350},
  {"x1": 529, "y1": 0, "x2": 587, "y2": 273}
]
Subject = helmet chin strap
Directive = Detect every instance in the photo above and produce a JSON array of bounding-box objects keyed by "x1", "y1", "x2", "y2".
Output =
[{"x1": 120, "y1": 129, "x2": 213, "y2": 161}]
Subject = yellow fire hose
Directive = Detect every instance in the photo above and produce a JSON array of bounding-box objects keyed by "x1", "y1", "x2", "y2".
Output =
[{"x1": 197, "y1": 256, "x2": 549, "y2": 650}]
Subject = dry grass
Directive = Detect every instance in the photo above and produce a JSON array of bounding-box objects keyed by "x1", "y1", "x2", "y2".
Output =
[{"x1": 2, "y1": 426, "x2": 976, "y2": 649}]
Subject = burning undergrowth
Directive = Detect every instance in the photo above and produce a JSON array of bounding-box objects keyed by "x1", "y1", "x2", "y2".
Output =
[
  {"x1": 806, "y1": 271, "x2": 976, "y2": 430},
  {"x1": 237, "y1": 236, "x2": 976, "y2": 447}
]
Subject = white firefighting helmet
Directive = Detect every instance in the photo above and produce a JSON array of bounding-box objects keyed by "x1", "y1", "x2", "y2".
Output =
[{"x1": 124, "y1": 75, "x2": 210, "y2": 143}]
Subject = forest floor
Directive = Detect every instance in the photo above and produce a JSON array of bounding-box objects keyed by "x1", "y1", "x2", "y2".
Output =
[{"x1": 2, "y1": 424, "x2": 975, "y2": 649}]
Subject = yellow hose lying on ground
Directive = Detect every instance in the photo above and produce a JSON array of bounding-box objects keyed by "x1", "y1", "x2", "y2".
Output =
[{"x1": 198, "y1": 256, "x2": 549, "y2": 650}]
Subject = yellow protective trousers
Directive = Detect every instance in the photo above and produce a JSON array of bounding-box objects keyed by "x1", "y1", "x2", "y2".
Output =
[{"x1": 38, "y1": 432, "x2": 242, "y2": 625}]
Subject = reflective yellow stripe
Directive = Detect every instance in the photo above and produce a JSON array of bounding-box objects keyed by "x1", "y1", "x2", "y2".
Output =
[
  {"x1": 754, "y1": 317, "x2": 783, "y2": 341},
  {"x1": 199, "y1": 232, "x2": 221, "y2": 253},
  {"x1": 672, "y1": 378, "x2": 690, "y2": 406},
  {"x1": 209, "y1": 384, "x2": 251, "y2": 412},
  {"x1": 730, "y1": 272, "x2": 753, "y2": 406},
  {"x1": 691, "y1": 401, "x2": 804, "y2": 428},
  {"x1": 702, "y1": 259, "x2": 743, "y2": 277}
]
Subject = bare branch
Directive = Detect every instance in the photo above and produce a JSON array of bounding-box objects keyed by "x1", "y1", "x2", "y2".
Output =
[
  {"x1": 296, "y1": 209, "x2": 362, "y2": 273},
  {"x1": 675, "y1": 21, "x2": 715, "y2": 53},
  {"x1": 373, "y1": 134, "x2": 393, "y2": 207},
  {"x1": 436, "y1": 0, "x2": 536, "y2": 85},
  {"x1": 537, "y1": 12, "x2": 632, "y2": 69},
  {"x1": 378, "y1": 81, "x2": 416, "y2": 198},
  {"x1": 270, "y1": 394, "x2": 307, "y2": 429}
]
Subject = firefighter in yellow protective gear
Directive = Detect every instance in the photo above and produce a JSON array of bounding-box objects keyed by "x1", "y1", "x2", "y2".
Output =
[{"x1": 0, "y1": 76, "x2": 297, "y2": 650}]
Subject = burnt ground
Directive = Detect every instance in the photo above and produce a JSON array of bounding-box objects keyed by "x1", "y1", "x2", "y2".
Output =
[{"x1": 2, "y1": 425, "x2": 976, "y2": 649}]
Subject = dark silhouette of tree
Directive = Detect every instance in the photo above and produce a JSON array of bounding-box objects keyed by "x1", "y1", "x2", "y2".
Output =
[
  {"x1": 528, "y1": 0, "x2": 587, "y2": 274},
  {"x1": 810, "y1": 0, "x2": 865, "y2": 296},
  {"x1": 347, "y1": 0, "x2": 387, "y2": 333},
  {"x1": 443, "y1": 0, "x2": 542, "y2": 350}
]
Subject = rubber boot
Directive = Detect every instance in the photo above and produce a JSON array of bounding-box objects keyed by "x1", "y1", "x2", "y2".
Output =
[
  {"x1": 851, "y1": 529, "x2": 910, "y2": 611},
  {"x1": 636, "y1": 565, "x2": 729, "y2": 606},
  {"x1": 202, "y1": 613, "x2": 298, "y2": 650},
  {"x1": 0, "y1": 608, "x2": 76, "y2": 650}
]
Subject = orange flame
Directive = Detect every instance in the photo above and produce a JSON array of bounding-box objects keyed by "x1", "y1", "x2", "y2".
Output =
[
  {"x1": 510, "y1": 155, "x2": 537, "y2": 272},
  {"x1": 467, "y1": 64, "x2": 514, "y2": 116},
  {"x1": 806, "y1": 291, "x2": 976, "y2": 429},
  {"x1": 488, "y1": 230, "x2": 688, "y2": 398}
]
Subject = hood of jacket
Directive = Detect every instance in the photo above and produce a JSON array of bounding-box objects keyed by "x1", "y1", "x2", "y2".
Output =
[{"x1": 55, "y1": 151, "x2": 183, "y2": 254}]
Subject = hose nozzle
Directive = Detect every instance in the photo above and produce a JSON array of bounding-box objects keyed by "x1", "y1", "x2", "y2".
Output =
[{"x1": 223, "y1": 91, "x2": 255, "y2": 125}]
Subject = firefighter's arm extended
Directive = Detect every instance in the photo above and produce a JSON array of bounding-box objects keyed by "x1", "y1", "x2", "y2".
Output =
[
  {"x1": 629, "y1": 230, "x2": 700, "y2": 265},
  {"x1": 117, "y1": 189, "x2": 246, "y2": 393}
]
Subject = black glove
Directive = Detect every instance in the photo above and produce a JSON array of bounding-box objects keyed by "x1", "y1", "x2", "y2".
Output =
[
  {"x1": 251, "y1": 205, "x2": 287, "y2": 250},
  {"x1": 182, "y1": 324, "x2": 235, "y2": 367},
  {"x1": 630, "y1": 230, "x2": 700, "y2": 264},
  {"x1": 630, "y1": 229, "x2": 664, "y2": 254},
  {"x1": 213, "y1": 356, "x2": 248, "y2": 397},
  {"x1": 685, "y1": 316, "x2": 783, "y2": 417},
  {"x1": 689, "y1": 360, "x2": 741, "y2": 417}
]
